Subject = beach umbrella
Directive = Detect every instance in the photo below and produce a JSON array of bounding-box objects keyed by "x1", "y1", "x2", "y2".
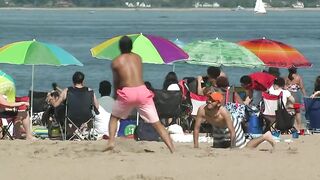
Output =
[
  {"x1": 90, "y1": 33, "x2": 189, "y2": 64},
  {"x1": 0, "y1": 70, "x2": 15, "y2": 103},
  {"x1": 183, "y1": 38, "x2": 265, "y2": 68},
  {"x1": 238, "y1": 37, "x2": 312, "y2": 68},
  {"x1": 0, "y1": 39, "x2": 83, "y2": 120}
]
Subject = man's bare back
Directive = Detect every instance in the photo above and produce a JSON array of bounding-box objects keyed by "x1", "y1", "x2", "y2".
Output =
[{"x1": 112, "y1": 53, "x2": 144, "y2": 89}]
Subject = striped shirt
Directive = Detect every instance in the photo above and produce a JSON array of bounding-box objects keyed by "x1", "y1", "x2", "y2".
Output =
[{"x1": 212, "y1": 114, "x2": 246, "y2": 148}]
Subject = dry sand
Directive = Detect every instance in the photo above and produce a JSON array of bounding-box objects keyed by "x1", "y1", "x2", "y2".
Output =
[{"x1": 0, "y1": 134, "x2": 319, "y2": 180}]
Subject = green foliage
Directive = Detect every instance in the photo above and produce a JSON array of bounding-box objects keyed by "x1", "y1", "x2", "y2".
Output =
[{"x1": 0, "y1": 0, "x2": 319, "y2": 8}]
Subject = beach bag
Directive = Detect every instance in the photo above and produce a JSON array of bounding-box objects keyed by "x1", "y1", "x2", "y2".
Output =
[
  {"x1": 225, "y1": 86, "x2": 246, "y2": 122},
  {"x1": 134, "y1": 121, "x2": 160, "y2": 141},
  {"x1": 275, "y1": 97, "x2": 295, "y2": 131}
]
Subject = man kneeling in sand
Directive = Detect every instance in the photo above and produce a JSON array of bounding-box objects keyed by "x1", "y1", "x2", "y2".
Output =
[
  {"x1": 193, "y1": 92, "x2": 275, "y2": 149},
  {"x1": 105, "y1": 36, "x2": 174, "y2": 153}
]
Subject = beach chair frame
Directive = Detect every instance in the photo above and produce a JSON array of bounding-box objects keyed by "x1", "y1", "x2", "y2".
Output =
[
  {"x1": 63, "y1": 87, "x2": 96, "y2": 141},
  {"x1": 0, "y1": 115, "x2": 15, "y2": 140},
  {"x1": 260, "y1": 92, "x2": 295, "y2": 133}
]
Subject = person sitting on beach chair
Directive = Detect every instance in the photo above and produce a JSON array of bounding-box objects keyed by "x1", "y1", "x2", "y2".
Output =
[
  {"x1": 0, "y1": 71, "x2": 34, "y2": 140},
  {"x1": 261, "y1": 77, "x2": 296, "y2": 132},
  {"x1": 197, "y1": 66, "x2": 227, "y2": 96},
  {"x1": 193, "y1": 92, "x2": 275, "y2": 149},
  {"x1": 48, "y1": 71, "x2": 100, "y2": 140}
]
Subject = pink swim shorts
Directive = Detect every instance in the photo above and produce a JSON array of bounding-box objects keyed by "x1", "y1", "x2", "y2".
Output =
[{"x1": 112, "y1": 85, "x2": 159, "y2": 123}]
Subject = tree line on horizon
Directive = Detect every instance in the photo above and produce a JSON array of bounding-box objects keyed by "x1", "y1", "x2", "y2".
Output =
[{"x1": 0, "y1": 0, "x2": 319, "y2": 8}]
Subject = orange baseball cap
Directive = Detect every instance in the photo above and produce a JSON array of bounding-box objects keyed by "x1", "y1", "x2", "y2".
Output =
[{"x1": 209, "y1": 92, "x2": 224, "y2": 103}]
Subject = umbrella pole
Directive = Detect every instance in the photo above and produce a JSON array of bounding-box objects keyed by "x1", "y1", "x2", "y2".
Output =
[
  {"x1": 172, "y1": 63, "x2": 175, "y2": 72},
  {"x1": 30, "y1": 65, "x2": 34, "y2": 130}
]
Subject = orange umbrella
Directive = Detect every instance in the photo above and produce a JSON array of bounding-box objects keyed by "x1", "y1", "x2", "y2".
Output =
[{"x1": 238, "y1": 38, "x2": 312, "y2": 68}]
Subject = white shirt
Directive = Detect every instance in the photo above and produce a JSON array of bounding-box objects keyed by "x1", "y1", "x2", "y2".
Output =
[
  {"x1": 268, "y1": 86, "x2": 292, "y2": 105},
  {"x1": 98, "y1": 96, "x2": 114, "y2": 114},
  {"x1": 167, "y1": 84, "x2": 180, "y2": 91}
]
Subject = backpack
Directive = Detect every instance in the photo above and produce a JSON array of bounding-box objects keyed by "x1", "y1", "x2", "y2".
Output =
[{"x1": 134, "y1": 121, "x2": 160, "y2": 141}]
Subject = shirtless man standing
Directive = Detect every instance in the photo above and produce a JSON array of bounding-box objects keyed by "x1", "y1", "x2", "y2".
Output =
[
  {"x1": 106, "y1": 36, "x2": 174, "y2": 153},
  {"x1": 193, "y1": 92, "x2": 275, "y2": 149}
]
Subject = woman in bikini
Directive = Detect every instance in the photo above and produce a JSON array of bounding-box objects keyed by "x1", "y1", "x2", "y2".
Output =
[{"x1": 285, "y1": 67, "x2": 306, "y2": 132}]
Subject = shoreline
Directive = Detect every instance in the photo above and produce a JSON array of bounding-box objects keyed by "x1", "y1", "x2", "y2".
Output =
[{"x1": 1, "y1": 7, "x2": 320, "y2": 11}]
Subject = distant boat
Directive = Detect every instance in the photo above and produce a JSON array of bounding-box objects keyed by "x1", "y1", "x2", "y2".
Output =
[{"x1": 254, "y1": 0, "x2": 267, "y2": 14}]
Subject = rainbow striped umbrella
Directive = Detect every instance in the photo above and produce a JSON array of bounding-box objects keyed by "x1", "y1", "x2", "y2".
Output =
[
  {"x1": 238, "y1": 38, "x2": 312, "y2": 68},
  {"x1": 0, "y1": 40, "x2": 83, "y2": 66},
  {"x1": 90, "y1": 33, "x2": 189, "y2": 64}
]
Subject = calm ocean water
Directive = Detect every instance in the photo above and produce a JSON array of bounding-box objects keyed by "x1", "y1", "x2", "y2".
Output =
[{"x1": 0, "y1": 9, "x2": 319, "y2": 96}]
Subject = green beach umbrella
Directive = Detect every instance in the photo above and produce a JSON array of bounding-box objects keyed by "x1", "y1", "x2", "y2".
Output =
[
  {"x1": 0, "y1": 39, "x2": 83, "y2": 121},
  {"x1": 184, "y1": 38, "x2": 265, "y2": 68}
]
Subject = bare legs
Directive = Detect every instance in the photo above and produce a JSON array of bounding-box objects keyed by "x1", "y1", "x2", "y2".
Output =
[
  {"x1": 152, "y1": 121, "x2": 175, "y2": 153},
  {"x1": 105, "y1": 115, "x2": 175, "y2": 153},
  {"x1": 246, "y1": 131, "x2": 275, "y2": 149},
  {"x1": 14, "y1": 111, "x2": 34, "y2": 140},
  {"x1": 105, "y1": 114, "x2": 120, "y2": 151},
  {"x1": 294, "y1": 112, "x2": 302, "y2": 130}
]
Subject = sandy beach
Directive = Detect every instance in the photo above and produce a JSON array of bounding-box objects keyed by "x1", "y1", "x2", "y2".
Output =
[{"x1": 0, "y1": 134, "x2": 319, "y2": 180}]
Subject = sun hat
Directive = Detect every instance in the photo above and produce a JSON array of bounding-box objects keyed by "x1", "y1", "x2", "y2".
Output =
[{"x1": 209, "y1": 92, "x2": 223, "y2": 103}]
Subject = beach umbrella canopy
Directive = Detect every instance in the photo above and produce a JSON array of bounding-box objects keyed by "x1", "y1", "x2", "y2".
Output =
[
  {"x1": 0, "y1": 70, "x2": 16, "y2": 103},
  {"x1": 0, "y1": 40, "x2": 83, "y2": 120},
  {"x1": 90, "y1": 33, "x2": 189, "y2": 64},
  {"x1": 183, "y1": 38, "x2": 265, "y2": 68},
  {"x1": 238, "y1": 38, "x2": 312, "y2": 68},
  {"x1": 0, "y1": 40, "x2": 83, "y2": 66},
  {"x1": 0, "y1": 70, "x2": 14, "y2": 83}
]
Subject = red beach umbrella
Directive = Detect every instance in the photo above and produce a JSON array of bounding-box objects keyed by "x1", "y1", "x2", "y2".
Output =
[{"x1": 238, "y1": 38, "x2": 312, "y2": 68}]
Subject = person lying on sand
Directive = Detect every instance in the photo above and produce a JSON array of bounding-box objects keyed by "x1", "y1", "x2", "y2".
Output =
[{"x1": 193, "y1": 92, "x2": 275, "y2": 149}]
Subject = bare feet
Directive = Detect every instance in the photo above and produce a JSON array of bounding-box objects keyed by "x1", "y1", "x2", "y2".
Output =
[
  {"x1": 263, "y1": 131, "x2": 276, "y2": 148},
  {"x1": 26, "y1": 135, "x2": 38, "y2": 141},
  {"x1": 102, "y1": 141, "x2": 115, "y2": 152}
]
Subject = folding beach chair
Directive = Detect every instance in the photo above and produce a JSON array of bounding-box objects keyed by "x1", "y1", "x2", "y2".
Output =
[
  {"x1": 178, "y1": 79, "x2": 210, "y2": 132},
  {"x1": 260, "y1": 92, "x2": 295, "y2": 133},
  {"x1": 304, "y1": 97, "x2": 320, "y2": 132},
  {"x1": 28, "y1": 91, "x2": 49, "y2": 125},
  {"x1": 0, "y1": 96, "x2": 29, "y2": 140},
  {"x1": 64, "y1": 87, "x2": 97, "y2": 140},
  {"x1": 153, "y1": 89, "x2": 182, "y2": 127}
]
